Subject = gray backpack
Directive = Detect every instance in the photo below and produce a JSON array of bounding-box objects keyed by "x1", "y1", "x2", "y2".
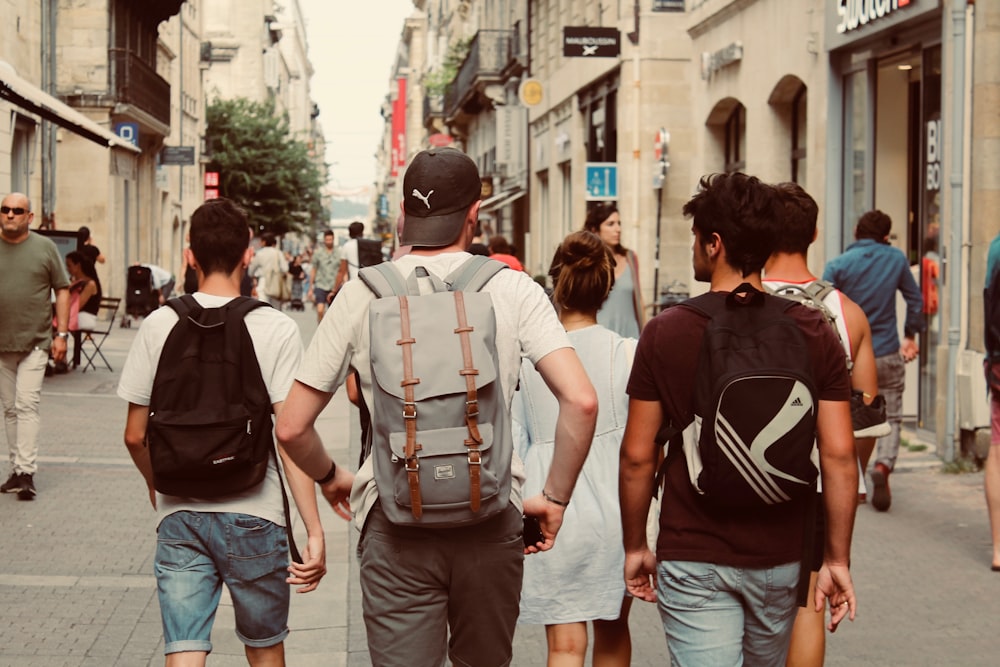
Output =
[
  {"x1": 765, "y1": 280, "x2": 853, "y2": 373},
  {"x1": 359, "y1": 256, "x2": 511, "y2": 527}
]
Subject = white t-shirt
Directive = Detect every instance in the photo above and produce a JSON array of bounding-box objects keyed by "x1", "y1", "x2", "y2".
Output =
[
  {"x1": 295, "y1": 251, "x2": 573, "y2": 530},
  {"x1": 117, "y1": 294, "x2": 303, "y2": 527},
  {"x1": 341, "y1": 238, "x2": 360, "y2": 281}
]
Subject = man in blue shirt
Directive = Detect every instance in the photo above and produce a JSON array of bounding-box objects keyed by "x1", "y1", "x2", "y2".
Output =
[
  {"x1": 823, "y1": 210, "x2": 923, "y2": 512},
  {"x1": 984, "y1": 231, "x2": 1000, "y2": 570}
]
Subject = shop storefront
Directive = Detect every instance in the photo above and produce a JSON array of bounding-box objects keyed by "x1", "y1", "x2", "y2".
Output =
[{"x1": 824, "y1": 0, "x2": 944, "y2": 437}]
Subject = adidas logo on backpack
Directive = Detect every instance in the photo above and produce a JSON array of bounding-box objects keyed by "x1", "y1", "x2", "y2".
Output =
[
  {"x1": 360, "y1": 256, "x2": 512, "y2": 526},
  {"x1": 673, "y1": 284, "x2": 819, "y2": 509}
]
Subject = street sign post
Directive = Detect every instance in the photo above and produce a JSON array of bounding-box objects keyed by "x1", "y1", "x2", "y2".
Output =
[{"x1": 585, "y1": 162, "x2": 618, "y2": 201}]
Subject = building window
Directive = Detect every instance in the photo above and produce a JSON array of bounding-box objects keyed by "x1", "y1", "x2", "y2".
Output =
[
  {"x1": 724, "y1": 103, "x2": 745, "y2": 173},
  {"x1": 10, "y1": 117, "x2": 35, "y2": 195},
  {"x1": 791, "y1": 86, "x2": 807, "y2": 183}
]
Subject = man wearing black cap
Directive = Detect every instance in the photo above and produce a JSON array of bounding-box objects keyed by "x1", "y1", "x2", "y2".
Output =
[
  {"x1": 276, "y1": 147, "x2": 598, "y2": 666},
  {"x1": 823, "y1": 210, "x2": 924, "y2": 512}
]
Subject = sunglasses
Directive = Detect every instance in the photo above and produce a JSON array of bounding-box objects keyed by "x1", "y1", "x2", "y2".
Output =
[{"x1": 1, "y1": 206, "x2": 27, "y2": 215}]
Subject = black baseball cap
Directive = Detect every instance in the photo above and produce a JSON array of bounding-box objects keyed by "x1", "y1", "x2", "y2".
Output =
[{"x1": 401, "y1": 148, "x2": 481, "y2": 247}]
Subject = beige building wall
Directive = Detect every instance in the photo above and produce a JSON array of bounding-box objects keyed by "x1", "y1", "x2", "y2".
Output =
[{"x1": 0, "y1": 0, "x2": 44, "y2": 198}]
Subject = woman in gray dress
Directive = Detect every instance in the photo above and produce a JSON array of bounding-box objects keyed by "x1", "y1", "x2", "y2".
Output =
[{"x1": 583, "y1": 203, "x2": 645, "y2": 337}]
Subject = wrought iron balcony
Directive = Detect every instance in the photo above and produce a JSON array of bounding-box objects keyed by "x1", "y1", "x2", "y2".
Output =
[
  {"x1": 444, "y1": 30, "x2": 512, "y2": 119},
  {"x1": 110, "y1": 48, "x2": 171, "y2": 126}
]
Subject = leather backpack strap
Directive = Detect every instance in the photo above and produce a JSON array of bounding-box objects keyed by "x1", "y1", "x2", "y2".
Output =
[
  {"x1": 397, "y1": 295, "x2": 423, "y2": 519},
  {"x1": 452, "y1": 290, "x2": 482, "y2": 512}
]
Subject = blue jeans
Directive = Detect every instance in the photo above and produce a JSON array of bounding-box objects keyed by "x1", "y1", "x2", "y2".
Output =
[
  {"x1": 875, "y1": 352, "x2": 906, "y2": 471},
  {"x1": 154, "y1": 511, "x2": 290, "y2": 655},
  {"x1": 657, "y1": 560, "x2": 800, "y2": 667}
]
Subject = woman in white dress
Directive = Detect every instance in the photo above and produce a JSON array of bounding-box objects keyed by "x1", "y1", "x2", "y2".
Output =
[{"x1": 513, "y1": 230, "x2": 636, "y2": 666}]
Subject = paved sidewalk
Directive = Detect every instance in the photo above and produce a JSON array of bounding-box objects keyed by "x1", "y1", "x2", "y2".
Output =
[{"x1": 1, "y1": 306, "x2": 998, "y2": 665}]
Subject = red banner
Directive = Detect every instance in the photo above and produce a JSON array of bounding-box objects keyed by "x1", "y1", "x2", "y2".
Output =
[{"x1": 391, "y1": 77, "x2": 407, "y2": 177}]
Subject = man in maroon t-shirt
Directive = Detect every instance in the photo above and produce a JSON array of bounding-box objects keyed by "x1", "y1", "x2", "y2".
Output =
[{"x1": 619, "y1": 173, "x2": 858, "y2": 666}]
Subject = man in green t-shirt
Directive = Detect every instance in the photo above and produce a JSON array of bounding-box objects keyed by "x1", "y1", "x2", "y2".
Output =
[
  {"x1": 0, "y1": 193, "x2": 70, "y2": 500},
  {"x1": 308, "y1": 229, "x2": 339, "y2": 322}
]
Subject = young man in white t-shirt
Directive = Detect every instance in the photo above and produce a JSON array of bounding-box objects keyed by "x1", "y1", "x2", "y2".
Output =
[
  {"x1": 118, "y1": 198, "x2": 328, "y2": 666},
  {"x1": 276, "y1": 147, "x2": 598, "y2": 667}
]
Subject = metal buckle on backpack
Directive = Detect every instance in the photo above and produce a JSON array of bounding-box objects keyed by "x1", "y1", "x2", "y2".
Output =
[
  {"x1": 405, "y1": 456, "x2": 420, "y2": 473},
  {"x1": 467, "y1": 448, "x2": 481, "y2": 466},
  {"x1": 465, "y1": 399, "x2": 479, "y2": 419},
  {"x1": 402, "y1": 402, "x2": 417, "y2": 419}
]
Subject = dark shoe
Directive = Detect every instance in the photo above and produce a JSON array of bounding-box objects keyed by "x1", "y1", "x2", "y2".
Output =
[
  {"x1": 0, "y1": 472, "x2": 23, "y2": 494},
  {"x1": 851, "y1": 391, "x2": 891, "y2": 438},
  {"x1": 870, "y1": 463, "x2": 891, "y2": 512},
  {"x1": 16, "y1": 474, "x2": 35, "y2": 501}
]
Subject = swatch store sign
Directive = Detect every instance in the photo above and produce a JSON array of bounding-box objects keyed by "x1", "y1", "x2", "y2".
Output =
[{"x1": 826, "y1": 0, "x2": 938, "y2": 50}]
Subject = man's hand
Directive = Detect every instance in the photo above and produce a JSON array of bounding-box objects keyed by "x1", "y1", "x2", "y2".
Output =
[
  {"x1": 624, "y1": 548, "x2": 657, "y2": 602},
  {"x1": 900, "y1": 336, "x2": 919, "y2": 363},
  {"x1": 51, "y1": 336, "x2": 67, "y2": 363},
  {"x1": 287, "y1": 533, "x2": 327, "y2": 593},
  {"x1": 815, "y1": 562, "x2": 857, "y2": 632},
  {"x1": 521, "y1": 493, "x2": 565, "y2": 554},
  {"x1": 320, "y1": 466, "x2": 354, "y2": 521}
]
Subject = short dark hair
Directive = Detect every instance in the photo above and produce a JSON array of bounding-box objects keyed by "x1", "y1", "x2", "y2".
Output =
[
  {"x1": 855, "y1": 209, "x2": 892, "y2": 243},
  {"x1": 548, "y1": 231, "x2": 615, "y2": 313},
  {"x1": 771, "y1": 182, "x2": 818, "y2": 256},
  {"x1": 488, "y1": 235, "x2": 512, "y2": 255},
  {"x1": 349, "y1": 221, "x2": 364, "y2": 238},
  {"x1": 323, "y1": 229, "x2": 334, "y2": 238},
  {"x1": 583, "y1": 202, "x2": 628, "y2": 255},
  {"x1": 682, "y1": 173, "x2": 778, "y2": 277},
  {"x1": 189, "y1": 198, "x2": 250, "y2": 276},
  {"x1": 77, "y1": 226, "x2": 91, "y2": 244}
]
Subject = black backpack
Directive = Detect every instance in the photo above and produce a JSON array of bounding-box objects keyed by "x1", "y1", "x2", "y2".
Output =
[
  {"x1": 357, "y1": 238, "x2": 384, "y2": 268},
  {"x1": 669, "y1": 284, "x2": 819, "y2": 510},
  {"x1": 146, "y1": 295, "x2": 273, "y2": 497}
]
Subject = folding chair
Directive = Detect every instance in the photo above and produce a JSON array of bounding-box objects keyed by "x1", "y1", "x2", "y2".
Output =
[{"x1": 79, "y1": 297, "x2": 121, "y2": 373}]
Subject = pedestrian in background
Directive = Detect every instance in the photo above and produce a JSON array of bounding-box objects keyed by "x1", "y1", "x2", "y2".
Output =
[
  {"x1": 118, "y1": 198, "x2": 327, "y2": 665},
  {"x1": 77, "y1": 225, "x2": 105, "y2": 265},
  {"x1": 620, "y1": 173, "x2": 858, "y2": 666},
  {"x1": 823, "y1": 210, "x2": 924, "y2": 512},
  {"x1": 583, "y1": 203, "x2": 645, "y2": 338},
  {"x1": 334, "y1": 221, "x2": 365, "y2": 290},
  {"x1": 0, "y1": 193, "x2": 70, "y2": 501},
  {"x1": 983, "y1": 230, "x2": 1000, "y2": 571},
  {"x1": 276, "y1": 146, "x2": 598, "y2": 667},
  {"x1": 248, "y1": 232, "x2": 288, "y2": 308},
  {"x1": 764, "y1": 182, "x2": 885, "y2": 667},
  {"x1": 514, "y1": 230, "x2": 635, "y2": 666},
  {"x1": 488, "y1": 234, "x2": 525, "y2": 271},
  {"x1": 308, "y1": 229, "x2": 339, "y2": 321}
]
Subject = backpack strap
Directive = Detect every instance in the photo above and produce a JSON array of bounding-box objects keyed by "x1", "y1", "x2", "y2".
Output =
[
  {"x1": 447, "y1": 255, "x2": 508, "y2": 293},
  {"x1": 453, "y1": 289, "x2": 484, "y2": 512},
  {"x1": 165, "y1": 294, "x2": 202, "y2": 319},
  {"x1": 360, "y1": 262, "x2": 409, "y2": 297},
  {"x1": 396, "y1": 293, "x2": 423, "y2": 519}
]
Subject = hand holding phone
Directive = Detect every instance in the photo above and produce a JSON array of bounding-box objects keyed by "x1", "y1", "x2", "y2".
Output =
[{"x1": 523, "y1": 515, "x2": 544, "y2": 549}]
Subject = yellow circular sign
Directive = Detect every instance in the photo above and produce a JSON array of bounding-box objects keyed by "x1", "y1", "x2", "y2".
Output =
[{"x1": 519, "y1": 79, "x2": 543, "y2": 107}]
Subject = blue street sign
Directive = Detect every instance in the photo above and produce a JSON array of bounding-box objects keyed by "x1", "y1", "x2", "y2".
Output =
[
  {"x1": 585, "y1": 162, "x2": 618, "y2": 201},
  {"x1": 114, "y1": 122, "x2": 139, "y2": 147}
]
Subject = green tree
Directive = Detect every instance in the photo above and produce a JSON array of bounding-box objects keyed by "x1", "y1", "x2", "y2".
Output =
[{"x1": 205, "y1": 97, "x2": 325, "y2": 235}]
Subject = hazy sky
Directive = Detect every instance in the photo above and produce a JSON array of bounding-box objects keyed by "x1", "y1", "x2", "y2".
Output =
[{"x1": 297, "y1": 1, "x2": 413, "y2": 195}]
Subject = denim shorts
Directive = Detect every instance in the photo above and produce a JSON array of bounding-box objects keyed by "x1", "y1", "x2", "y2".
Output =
[{"x1": 154, "y1": 511, "x2": 290, "y2": 654}]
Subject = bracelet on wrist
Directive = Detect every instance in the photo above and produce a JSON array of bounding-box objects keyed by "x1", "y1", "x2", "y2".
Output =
[
  {"x1": 315, "y1": 460, "x2": 337, "y2": 485},
  {"x1": 542, "y1": 489, "x2": 569, "y2": 508}
]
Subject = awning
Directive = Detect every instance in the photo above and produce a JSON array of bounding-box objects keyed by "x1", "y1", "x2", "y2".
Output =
[
  {"x1": 480, "y1": 187, "x2": 526, "y2": 213},
  {"x1": 0, "y1": 60, "x2": 141, "y2": 153}
]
